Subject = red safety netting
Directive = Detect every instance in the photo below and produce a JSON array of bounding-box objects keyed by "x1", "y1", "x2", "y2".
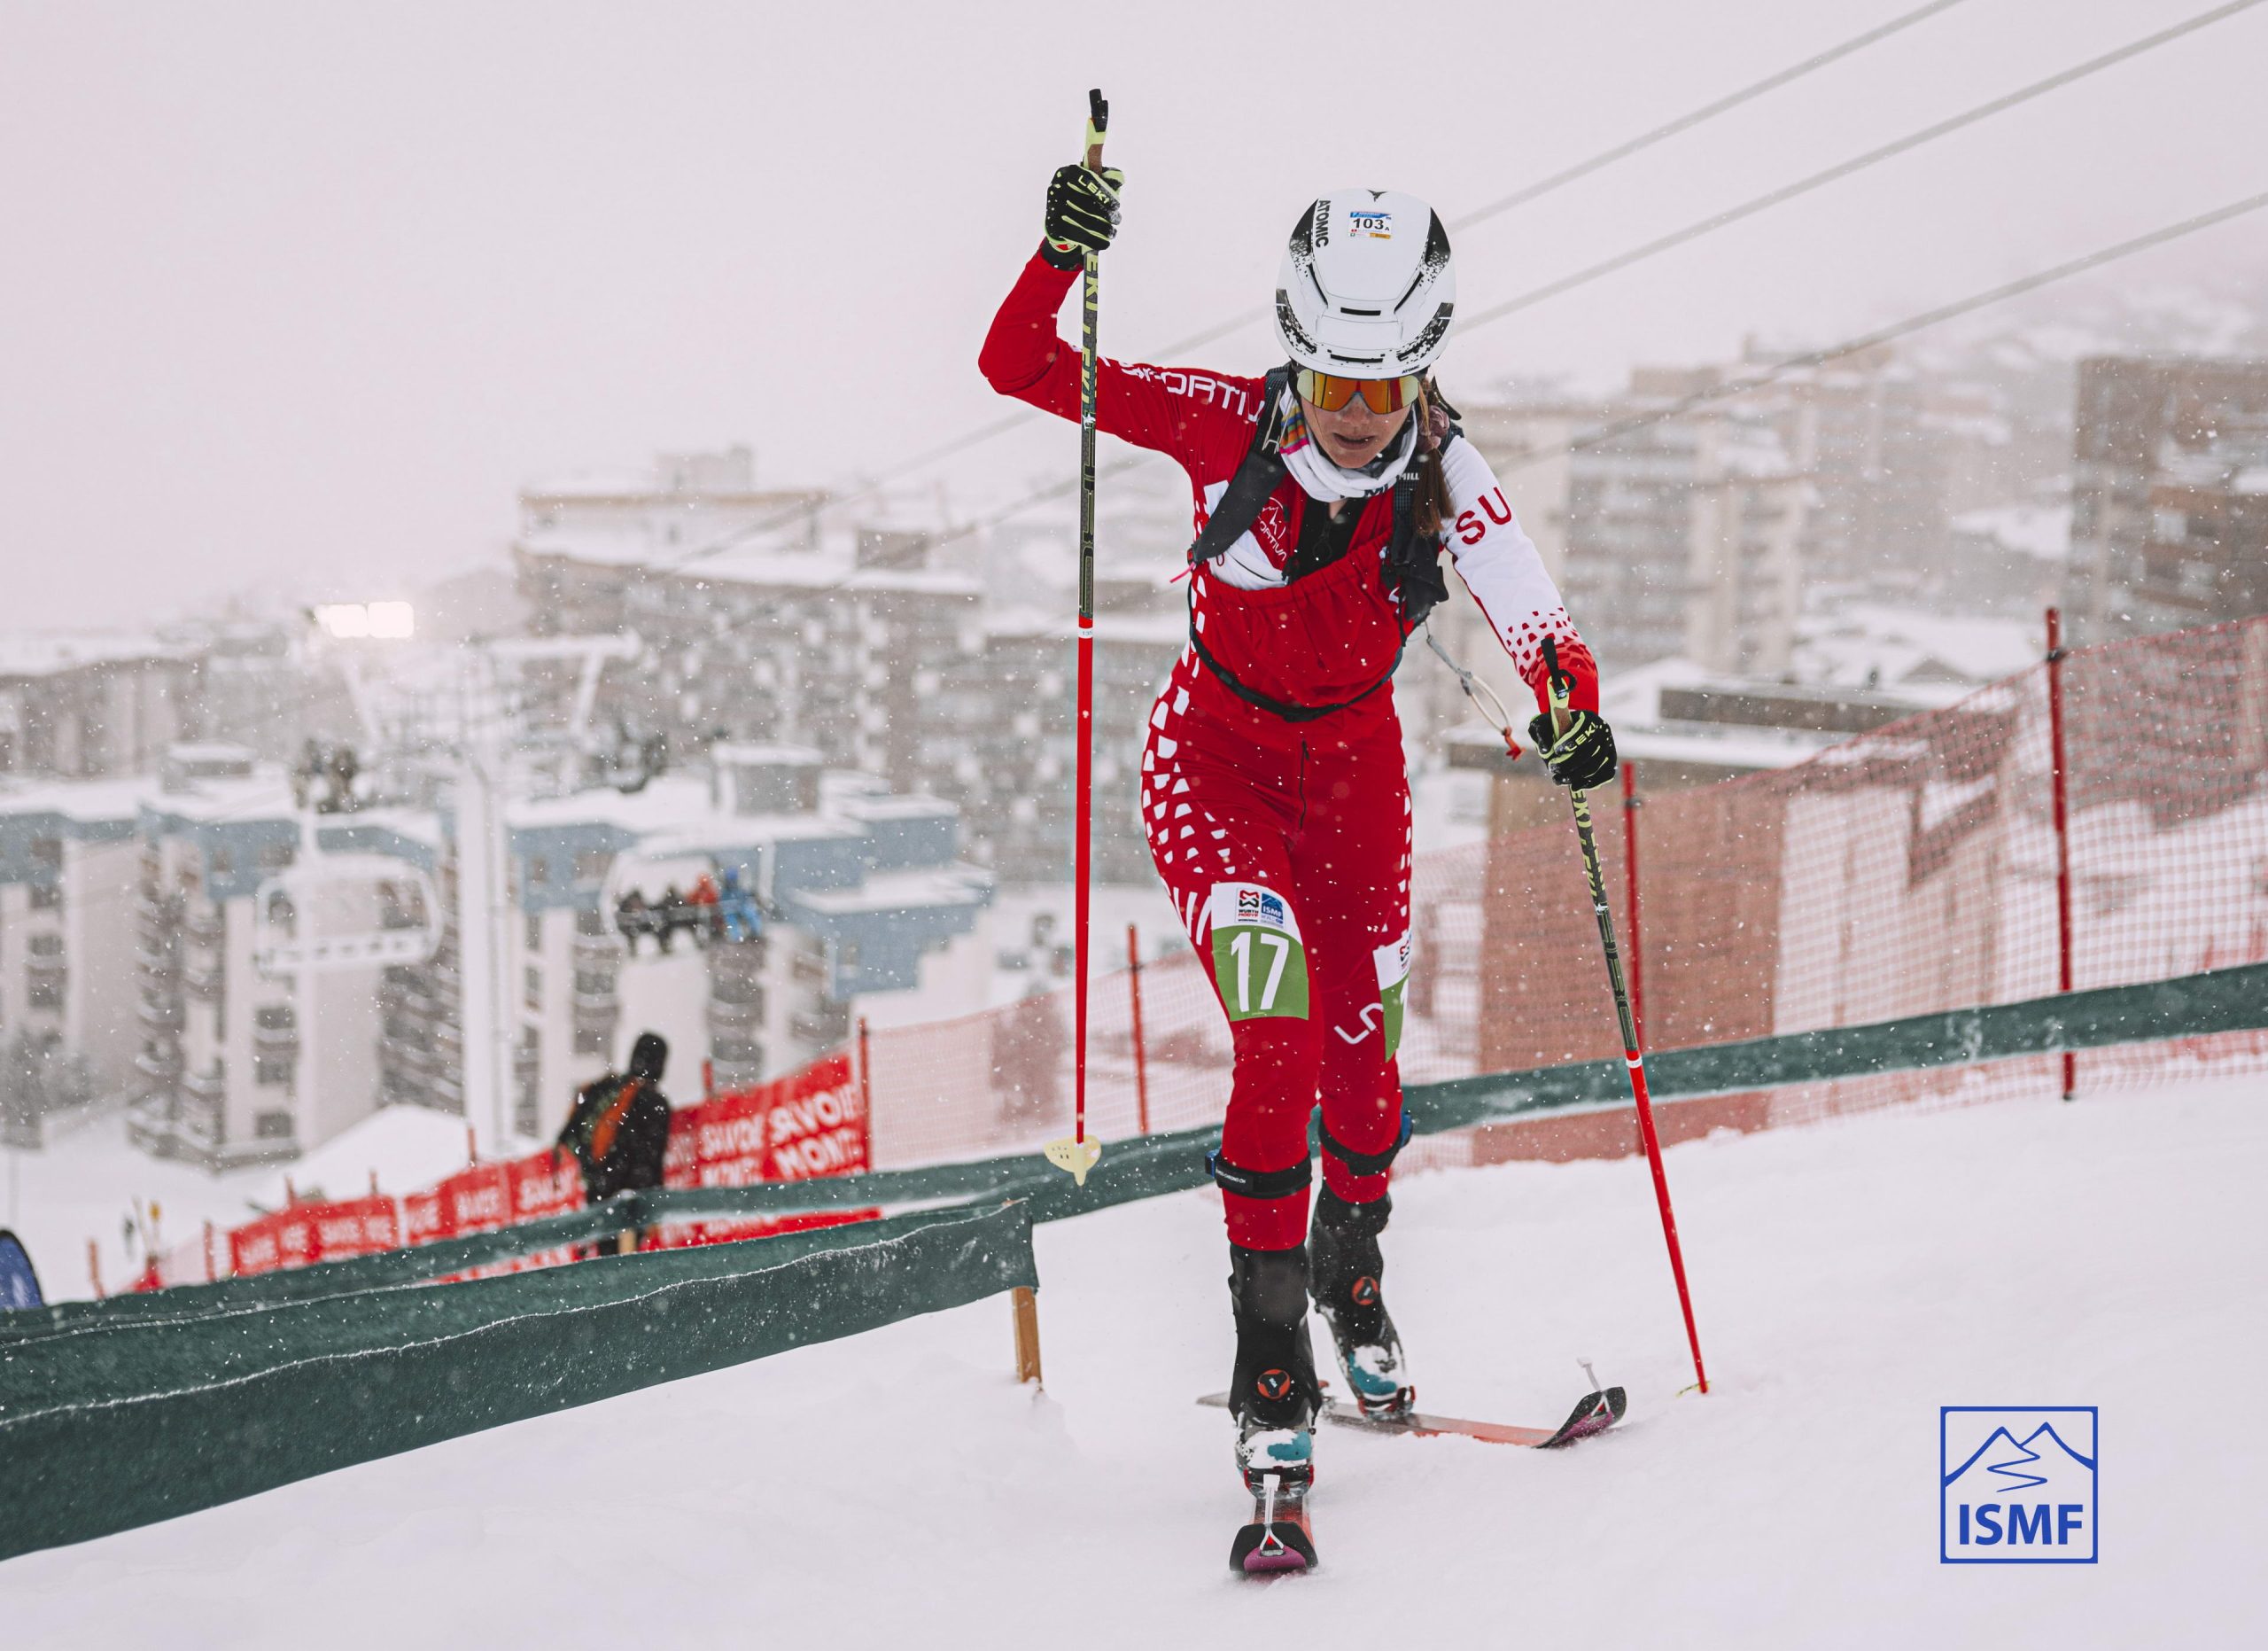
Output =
[{"x1": 865, "y1": 615, "x2": 2268, "y2": 1174}]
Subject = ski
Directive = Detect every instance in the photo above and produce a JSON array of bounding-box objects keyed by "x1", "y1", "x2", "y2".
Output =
[
  {"x1": 1229, "y1": 1468, "x2": 1317, "y2": 1576},
  {"x1": 1200, "y1": 1384, "x2": 1626, "y2": 1449}
]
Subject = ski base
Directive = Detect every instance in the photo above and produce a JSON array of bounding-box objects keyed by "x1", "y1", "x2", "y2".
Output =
[
  {"x1": 1199, "y1": 1385, "x2": 1626, "y2": 1449},
  {"x1": 1230, "y1": 1471, "x2": 1317, "y2": 1575}
]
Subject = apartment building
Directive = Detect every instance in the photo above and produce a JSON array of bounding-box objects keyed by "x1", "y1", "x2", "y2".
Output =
[
  {"x1": 0, "y1": 634, "x2": 198, "y2": 780},
  {"x1": 511, "y1": 446, "x2": 1195, "y2": 888},
  {"x1": 125, "y1": 749, "x2": 417, "y2": 1168},
  {"x1": 2066, "y1": 355, "x2": 2268, "y2": 642},
  {"x1": 0, "y1": 777, "x2": 151, "y2": 1136},
  {"x1": 370, "y1": 750, "x2": 990, "y2": 1144},
  {"x1": 517, "y1": 483, "x2": 981, "y2": 783},
  {"x1": 1454, "y1": 381, "x2": 1810, "y2": 685}
]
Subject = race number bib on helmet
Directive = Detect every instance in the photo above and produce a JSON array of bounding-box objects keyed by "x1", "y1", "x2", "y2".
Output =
[{"x1": 1206, "y1": 883, "x2": 1309, "y2": 1021}]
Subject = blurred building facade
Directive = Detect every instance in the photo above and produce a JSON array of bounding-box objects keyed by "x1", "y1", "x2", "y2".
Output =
[{"x1": 2065, "y1": 355, "x2": 2268, "y2": 643}]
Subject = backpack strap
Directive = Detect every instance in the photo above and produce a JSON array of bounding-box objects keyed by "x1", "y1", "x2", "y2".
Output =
[
  {"x1": 1379, "y1": 465, "x2": 1449, "y2": 629},
  {"x1": 1187, "y1": 364, "x2": 1296, "y2": 565}
]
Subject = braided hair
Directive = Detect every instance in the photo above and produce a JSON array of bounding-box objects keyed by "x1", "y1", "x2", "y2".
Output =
[{"x1": 1410, "y1": 378, "x2": 1457, "y2": 541}]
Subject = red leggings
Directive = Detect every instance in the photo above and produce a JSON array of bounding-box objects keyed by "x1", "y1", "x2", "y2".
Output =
[{"x1": 1143, "y1": 654, "x2": 1412, "y2": 1250}]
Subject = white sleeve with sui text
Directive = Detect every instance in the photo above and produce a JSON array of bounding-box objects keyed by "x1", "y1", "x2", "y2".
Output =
[{"x1": 1436, "y1": 434, "x2": 1581, "y2": 692}]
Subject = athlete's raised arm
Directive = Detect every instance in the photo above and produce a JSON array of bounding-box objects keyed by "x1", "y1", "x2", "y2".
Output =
[{"x1": 978, "y1": 163, "x2": 1263, "y2": 467}]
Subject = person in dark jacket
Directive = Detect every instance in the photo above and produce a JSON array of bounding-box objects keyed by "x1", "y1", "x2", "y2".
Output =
[{"x1": 555, "y1": 1032, "x2": 673, "y2": 1254}]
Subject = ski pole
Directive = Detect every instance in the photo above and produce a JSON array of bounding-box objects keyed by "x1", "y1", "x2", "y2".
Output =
[
  {"x1": 1541, "y1": 635, "x2": 1709, "y2": 1395},
  {"x1": 1044, "y1": 88, "x2": 1108, "y2": 1190}
]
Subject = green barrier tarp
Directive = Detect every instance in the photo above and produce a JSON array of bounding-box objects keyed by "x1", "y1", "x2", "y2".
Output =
[
  {"x1": 13, "y1": 962, "x2": 2259, "y2": 1341},
  {"x1": 0, "y1": 1200, "x2": 1035, "y2": 1561}
]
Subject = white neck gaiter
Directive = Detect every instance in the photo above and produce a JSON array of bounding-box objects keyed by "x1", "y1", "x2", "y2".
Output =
[{"x1": 1276, "y1": 385, "x2": 1418, "y2": 502}]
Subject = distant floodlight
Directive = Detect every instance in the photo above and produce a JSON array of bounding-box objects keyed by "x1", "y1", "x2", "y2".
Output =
[
  {"x1": 366, "y1": 601, "x2": 415, "y2": 639},
  {"x1": 315, "y1": 604, "x2": 372, "y2": 639}
]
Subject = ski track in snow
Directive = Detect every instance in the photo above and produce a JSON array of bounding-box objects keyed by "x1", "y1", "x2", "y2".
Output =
[{"x1": 4, "y1": 1072, "x2": 2264, "y2": 1647}]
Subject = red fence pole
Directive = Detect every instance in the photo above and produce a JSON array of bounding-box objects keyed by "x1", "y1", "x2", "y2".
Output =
[
  {"x1": 1621, "y1": 759, "x2": 1646, "y2": 1054},
  {"x1": 857, "y1": 1015, "x2": 874, "y2": 1132},
  {"x1": 1126, "y1": 923, "x2": 1151, "y2": 1135},
  {"x1": 2046, "y1": 607, "x2": 2077, "y2": 1101}
]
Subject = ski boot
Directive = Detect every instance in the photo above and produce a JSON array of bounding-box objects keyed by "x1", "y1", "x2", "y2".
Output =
[
  {"x1": 1227, "y1": 1243, "x2": 1321, "y2": 1491},
  {"x1": 1309, "y1": 1186, "x2": 1413, "y2": 1419}
]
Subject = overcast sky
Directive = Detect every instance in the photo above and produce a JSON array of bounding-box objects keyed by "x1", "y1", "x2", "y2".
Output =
[{"x1": 4, "y1": 0, "x2": 2266, "y2": 629}]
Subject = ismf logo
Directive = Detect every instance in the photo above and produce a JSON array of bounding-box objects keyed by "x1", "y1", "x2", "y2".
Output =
[
  {"x1": 1235, "y1": 888, "x2": 1289, "y2": 931},
  {"x1": 1941, "y1": 1407, "x2": 2097, "y2": 1563},
  {"x1": 1348, "y1": 209, "x2": 1392, "y2": 239}
]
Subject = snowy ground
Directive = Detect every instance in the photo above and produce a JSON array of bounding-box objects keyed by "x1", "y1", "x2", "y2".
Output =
[
  {"x1": 4, "y1": 1105, "x2": 480, "y2": 1300},
  {"x1": 4, "y1": 1071, "x2": 2264, "y2": 1647}
]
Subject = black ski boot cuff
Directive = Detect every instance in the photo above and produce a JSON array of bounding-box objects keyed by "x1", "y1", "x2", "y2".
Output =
[
  {"x1": 1313, "y1": 1184, "x2": 1392, "y2": 1240},
  {"x1": 1227, "y1": 1244, "x2": 1320, "y2": 1425}
]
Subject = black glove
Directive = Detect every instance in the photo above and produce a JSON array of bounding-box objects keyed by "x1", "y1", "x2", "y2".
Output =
[
  {"x1": 1040, "y1": 163, "x2": 1123, "y2": 269},
  {"x1": 1526, "y1": 708, "x2": 1618, "y2": 790}
]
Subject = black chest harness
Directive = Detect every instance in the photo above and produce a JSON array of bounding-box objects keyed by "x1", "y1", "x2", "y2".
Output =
[{"x1": 1184, "y1": 365, "x2": 1453, "y2": 721}]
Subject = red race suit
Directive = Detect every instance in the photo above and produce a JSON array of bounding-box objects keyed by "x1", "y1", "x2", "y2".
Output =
[{"x1": 982, "y1": 247, "x2": 1599, "y2": 1250}]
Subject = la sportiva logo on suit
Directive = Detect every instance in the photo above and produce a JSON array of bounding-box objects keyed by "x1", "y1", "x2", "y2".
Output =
[{"x1": 1119, "y1": 363, "x2": 1260, "y2": 417}]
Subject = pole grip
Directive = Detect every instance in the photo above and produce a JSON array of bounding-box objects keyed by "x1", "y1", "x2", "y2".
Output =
[
  {"x1": 1540, "y1": 634, "x2": 1573, "y2": 736},
  {"x1": 1084, "y1": 89, "x2": 1108, "y2": 169}
]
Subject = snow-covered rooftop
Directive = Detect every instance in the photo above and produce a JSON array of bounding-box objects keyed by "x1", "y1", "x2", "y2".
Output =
[
  {"x1": 789, "y1": 865, "x2": 990, "y2": 916},
  {"x1": 1951, "y1": 502, "x2": 2071, "y2": 564},
  {"x1": 0, "y1": 775, "x2": 164, "y2": 824},
  {"x1": 139, "y1": 769, "x2": 298, "y2": 825},
  {"x1": 0, "y1": 632, "x2": 191, "y2": 678},
  {"x1": 1794, "y1": 603, "x2": 2040, "y2": 694},
  {"x1": 505, "y1": 775, "x2": 846, "y2": 844},
  {"x1": 1445, "y1": 718, "x2": 1832, "y2": 775}
]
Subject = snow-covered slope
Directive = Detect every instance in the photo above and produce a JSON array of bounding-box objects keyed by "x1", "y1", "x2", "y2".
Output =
[
  {"x1": 4, "y1": 1074, "x2": 2263, "y2": 1647},
  {"x1": 5, "y1": 1104, "x2": 480, "y2": 1301}
]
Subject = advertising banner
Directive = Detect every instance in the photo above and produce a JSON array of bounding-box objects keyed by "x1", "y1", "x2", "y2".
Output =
[
  {"x1": 205, "y1": 1049, "x2": 875, "y2": 1285},
  {"x1": 656, "y1": 1052, "x2": 874, "y2": 1246}
]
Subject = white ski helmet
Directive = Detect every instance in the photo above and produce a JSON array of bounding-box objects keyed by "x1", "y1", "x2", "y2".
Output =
[{"x1": 1274, "y1": 190, "x2": 1456, "y2": 378}]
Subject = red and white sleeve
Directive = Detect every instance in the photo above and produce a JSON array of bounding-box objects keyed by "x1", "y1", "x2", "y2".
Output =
[{"x1": 1438, "y1": 435, "x2": 1600, "y2": 714}]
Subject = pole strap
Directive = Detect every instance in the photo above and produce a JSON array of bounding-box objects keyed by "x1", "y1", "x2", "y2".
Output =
[{"x1": 1205, "y1": 1149, "x2": 1313, "y2": 1201}]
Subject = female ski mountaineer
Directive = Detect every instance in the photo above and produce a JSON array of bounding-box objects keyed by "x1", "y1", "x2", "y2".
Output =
[{"x1": 979, "y1": 164, "x2": 1617, "y2": 1490}]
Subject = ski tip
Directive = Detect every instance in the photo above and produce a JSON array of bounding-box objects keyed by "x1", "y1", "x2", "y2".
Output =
[
  {"x1": 1231, "y1": 1519, "x2": 1317, "y2": 1576},
  {"x1": 1541, "y1": 1385, "x2": 1627, "y2": 1448}
]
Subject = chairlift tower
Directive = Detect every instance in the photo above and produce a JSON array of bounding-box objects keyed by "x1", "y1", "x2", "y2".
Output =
[
  {"x1": 298, "y1": 612, "x2": 641, "y2": 1157},
  {"x1": 452, "y1": 633, "x2": 641, "y2": 1156}
]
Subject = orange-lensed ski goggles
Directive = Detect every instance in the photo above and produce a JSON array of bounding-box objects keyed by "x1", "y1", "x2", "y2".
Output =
[{"x1": 1296, "y1": 368, "x2": 1423, "y2": 415}]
